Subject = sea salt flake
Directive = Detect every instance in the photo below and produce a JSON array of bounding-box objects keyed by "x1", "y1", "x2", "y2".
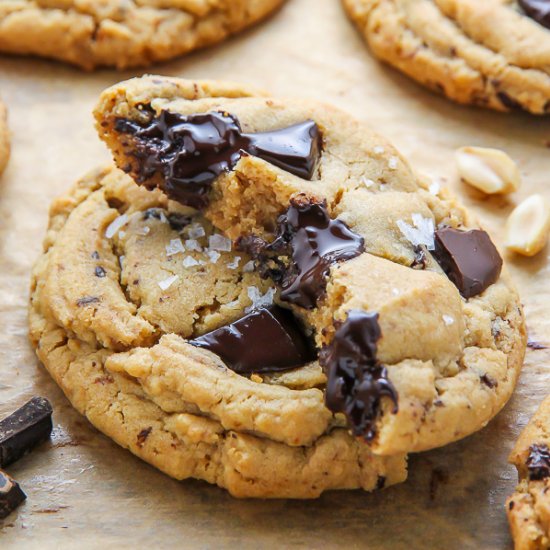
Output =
[
  {"x1": 166, "y1": 238, "x2": 185, "y2": 256},
  {"x1": 105, "y1": 214, "x2": 128, "y2": 238},
  {"x1": 392, "y1": 288, "x2": 400, "y2": 296},
  {"x1": 442, "y1": 315, "x2": 455, "y2": 326},
  {"x1": 243, "y1": 260, "x2": 255, "y2": 273},
  {"x1": 373, "y1": 145, "x2": 385, "y2": 155},
  {"x1": 245, "y1": 286, "x2": 276, "y2": 312},
  {"x1": 185, "y1": 239, "x2": 202, "y2": 252},
  {"x1": 207, "y1": 250, "x2": 221, "y2": 264},
  {"x1": 225, "y1": 299, "x2": 241, "y2": 309},
  {"x1": 119, "y1": 255, "x2": 125, "y2": 269},
  {"x1": 138, "y1": 226, "x2": 151, "y2": 236},
  {"x1": 186, "y1": 223, "x2": 206, "y2": 239},
  {"x1": 397, "y1": 214, "x2": 435, "y2": 250},
  {"x1": 158, "y1": 274, "x2": 179, "y2": 291},
  {"x1": 429, "y1": 180, "x2": 441, "y2": 196},
  {"x1": 361, "y1": 176, "x2": 375, "y2": 188},
  {"x1": 388, "y1": 156, "x2": 399, "y2": 170},
  {"x1": 227, "y1": 256, "x2": 241, "y2": 270},
  {"x1": 182, "y1": 256, "x2": 200, "y2": 268},
  {"x1": 209, "y1": 234, "x2": 232, "y2": 252}
]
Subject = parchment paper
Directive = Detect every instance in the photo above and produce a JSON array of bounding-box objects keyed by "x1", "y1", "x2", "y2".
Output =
[{"x1": 1, "y1": 0, "x2": 549, "y2": 548}]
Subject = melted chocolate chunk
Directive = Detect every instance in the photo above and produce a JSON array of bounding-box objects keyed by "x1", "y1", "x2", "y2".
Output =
[
  {"x1": 0, "y1": 397, "x2": 53, "y2": 468},
  {"x1": 519, "y1": 0, "x2": 550, "y2": 29},
  {"x1": 0, "y1": 470, "x2": 26, "y2": 519},
  {"x1": 526, "y1": 444, "x2": 550, "y2": 481},
  {"x1": 191, "y1": 306, "x2": 315, "y2": 374},
  {"x1": 238, "y1": 196, "x2": 365, "y2": 309},
  {"x1": 115, "y1": 111, "x2": 321, "y2": 208},
  {"x1": 319, "y1": 310, "x2": 398, "y2": 441},
  {"x1": 432, "y1": 227, "x2": 502, "y2": 299}
]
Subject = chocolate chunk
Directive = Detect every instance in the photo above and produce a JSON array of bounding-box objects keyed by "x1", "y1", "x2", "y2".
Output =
[
  {"x1": 527, "y1": 444, "x2": 550, "y2": 481},
  {"x1": 527, "y1": 340, "x2": 548, "y2": 350},
  {"x1": 238, "y1": 196, "x2": 365, "y2": 309},
  {"x1": 0, "y1": 471, "x2": 26, "y2": 519},
  {"x1": 115, "y1": 111, "x2": 321, "y2": 208},
  {"x1": 0, "y1": 397, "x2": 53, "y2": 468},
  {"x1": 432, "y1": 227, "x2": 502, "y2": 299},
  {"x1": 519, "y1": 0, "x2": 550, "y2": 29},
  {"x1": 191, "y1": 306, "x2": 315, "y2": 374},
  {"x1": 480, "y1": 374, "x2": 497, "y2": 389},
  {"x1": 76, "y1": 296, "x2": 100, "y2": 306},
  {"x1": 319, "y1": 310, "x2": 398, "y2": 441}
]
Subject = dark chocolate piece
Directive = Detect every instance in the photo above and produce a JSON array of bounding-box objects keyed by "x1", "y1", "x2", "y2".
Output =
[
  {"x1": 319, "y1": 310, "x2": 398, "y2": 441},
  {"x1": 527, "y1": 340, "x2": 548, "y2": 350},
  {"x1": 0, "y1": 471, "x2": 26, "y2": 519},
  {"x1": 238, "y1": 196, "x2": 365, "y2": 309},
  {"x1": 526, "y1": 444, "x2": 550, "y2": 481},
  {"x1": 0, "y1": 397, "x2": 53, "y2": 468},
  {"x1": 191, "y1": 306, "x2": 315, "y2": 374},
  {"x1": 115, "y1": 111, "x2": 321, "y2": 208},
  {"x1": 432, "y1": 227, "x2": 502, "y2": 299},
  {"x1": 519, "y1": 0, "x2": 550, "y2": 29}
]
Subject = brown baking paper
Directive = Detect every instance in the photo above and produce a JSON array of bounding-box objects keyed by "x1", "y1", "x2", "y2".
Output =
[{"x1": 1, "y1": 0, "x2": 549, "y2": 548}]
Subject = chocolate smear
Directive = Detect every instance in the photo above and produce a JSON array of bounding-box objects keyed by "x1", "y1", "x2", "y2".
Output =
[
  {"x1": 519, "y1": 0, "x2": 550, "y2": 29},
  {"x1": 319, "y1": 310, "x2": 398, "y2": 441},
  {"x1": 0, "y1": 470, "x2": 26, "y2": 519},
  {"x1": 191, "y1": 306, "x2": 315, "y2": 374},
  {"x1": 432, "y1": 227, "x2": 502, "y2": 299},
  {"x1": 0, "y1": 397, "x2": 53, "y2": 468},
  {"x1": 115, "y1": 111, "x2": 321, "y2": 208},
  {"x1": 238, "y1": 196, "x2": 365, "y2": 309},
  {"x1": 526, "y1": 443, "x2": 550, "y2": 481}
]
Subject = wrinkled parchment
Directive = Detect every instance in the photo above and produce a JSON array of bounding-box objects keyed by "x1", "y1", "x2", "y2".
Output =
[{"x1": 1, "y1": 0, "x2": 549, "y2": 548}]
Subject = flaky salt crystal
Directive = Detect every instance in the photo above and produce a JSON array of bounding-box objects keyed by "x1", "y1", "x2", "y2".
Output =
[
  {"x1": 158, "y1": 274, "x2": 179, "y2": 291},
  {"x1": 208, "y1": 234, "x2": 232, "y2": 252},
  {"x1": 166, "y1": 238, "x2": 185, "y2": 256},
  {"x1": 207, "y1": 250, "x2": 221, "y2": 264},
  {"x1": 442, "y1": 315, "x2": 455, "y2": 326},
  {"x1": 105, "y1": 214, "x2": 128, "y2": 238},
  {"x1": 185, "y1": 239, "x2": 202, "y2": 252},
  {"x1": 396, "y1": 213, "x2": 435, "y2": 250},
  {"x1": 388, "y1": 156, "x2": 398, "y2": 170},
  {"x1": 186, "y1": 223, "x2": 206, "y2": 239},
  {"x1": 245, "y1": 286, "x2": 276, "y2": 313},
  {"x1": 373, "y1": 145, "x2": 385, "y2": 155},
  {"x1": 242, "y1": 260, "x2": 255, "y2": 273},
  {"x1": 227, "y1": 256, "x2": 241, "y2": 270},
  {"x1": 182, "y1": 256, "x2": 200, "y2": 268}
]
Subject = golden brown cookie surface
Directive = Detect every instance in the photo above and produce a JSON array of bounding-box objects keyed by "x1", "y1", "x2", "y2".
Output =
[
  {"x1": 343, "y1": 0, "x2": 550, "y2": 114},
  {"x1": 507, "y1": 396, "x2": 550, "y2": 550},
  {"x1": 0, "y1": 0, "x2": 285, "y2": 70},
  {"x1": 0, "y1": 99, "x2": 9, "y2": 175}
]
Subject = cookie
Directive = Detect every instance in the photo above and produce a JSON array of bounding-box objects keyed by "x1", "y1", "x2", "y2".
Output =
[
  {"x1": 29, "y1": 166, "x2": 408, "y2": 498},
  {"x1": 342, "y1": 0, "x2": 550, "y2": 114},
  {"x1": 0, "y1": 0, "x2": 285, "y2": 70},
  {"x1": 507, "y1": 396, "x2": 550, "y2": 549},
  {"x1": 92, "y1": 76, "x2": 526, "y2": 457},
  {"x1": 0, "y1": 99, "x2": 9, "y2": 175}
]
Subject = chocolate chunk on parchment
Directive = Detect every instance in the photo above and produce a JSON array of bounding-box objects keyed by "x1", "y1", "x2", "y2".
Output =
[
  {"x1": 192, "y1": 306, "x2": 315, "y2": 374},
  {"x1": 0, "y1": 397, "x2": 53, "y2": 468},
  {"x1": 0, "y1": 470, "x2": 26, "y2": 519},
  {"x1": 238, "y1": 196, "x2": 365, "y2": 309},
  {"x1": 432, "y1": 227, "x2": 502, "y2": 299},
  {"x1": 319, "y1": 310, "x2": 398, "y2": 441},
  {"x1": 115, "y1": 111, "x2": 321, "y2": 208},
  {"x1": 526, "y1": 443, "x2": 550, "y2": 481},
  {"x1": 519, "y1": 0, "x2": 550, "y2": 29}
]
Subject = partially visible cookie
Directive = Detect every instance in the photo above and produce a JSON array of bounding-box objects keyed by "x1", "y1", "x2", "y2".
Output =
[
  {"x1": 0, "y1": 0, "x2": 285, "y2": 70},
  {"x1": 0, "y1": 99, "x2": 9, "y2": 175},
  {"x1": 343, "y1": 0, "x2": 550, "y2": 114},
  {"x1": 29, "y1": 166, "x2": 408, "y2": 498},
  {"x1": 94, "y1": 76, "x2": 526, "y2": 456},
  {"x1": 507, "y1": 397, "x2": 550, "y2": 549}
]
